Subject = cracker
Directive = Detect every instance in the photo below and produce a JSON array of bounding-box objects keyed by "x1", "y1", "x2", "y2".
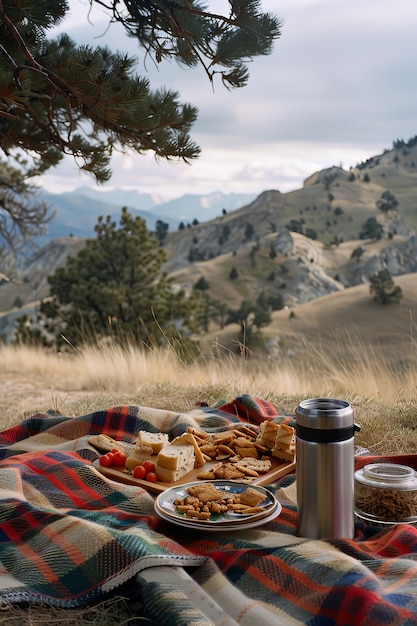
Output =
[
  {"x1": 218, "y1": 444, "x2": 235, "y2": 456},
  {"x1": 239, "y1": 487, "x2": 266, "y2": 507},
  {"x1": 213, "y1": 464, "x2": 245, "y2": 480},
  {"x1": 187, "y1": 483, "x2": 225, "y2": 503},
  {"x1": 236, "y1": 457, "x2": 272, "y2": 473},
  {"x1": 234, "y1": 425, "x2": 257, "y2": 439},
  {"x1": 212, "y1": 431, "x2": 236, "y2": 445},
  {"x1": 236, "y1": 464, "x2": 259, "y2": 477},
  {"x1": 235, "y1": 445, "x2": 258, "y2": 459},
  {"x1": 200, "y1": 443, "x2": 217, "y2": 457}
]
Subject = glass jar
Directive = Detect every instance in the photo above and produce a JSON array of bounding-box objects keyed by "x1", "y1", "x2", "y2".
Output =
[{"x1": 354, "y1": 463, "x2": 417, "y2": 525}]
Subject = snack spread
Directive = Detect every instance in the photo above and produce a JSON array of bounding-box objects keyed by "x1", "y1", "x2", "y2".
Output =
[
  {"x1": 190, "y1": 423, "x2": 295, "y2": 481},
  {"x1": 174, "y1": 484, "x2": 268, "y2": 520},
  {"x1": 91, "y1": 421, "x2": 295, "y2": 485}
]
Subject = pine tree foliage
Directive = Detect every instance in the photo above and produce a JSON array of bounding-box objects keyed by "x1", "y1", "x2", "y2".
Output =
[
  {"x1": 369, "y1": 269, "x2": 402, "y2": 305},
  {"x1": 0, "y1": 0, "x2": 282, "y2": 182},
  {"x1": 39, "y1": 207, "x2": 204, "y2": 348}
]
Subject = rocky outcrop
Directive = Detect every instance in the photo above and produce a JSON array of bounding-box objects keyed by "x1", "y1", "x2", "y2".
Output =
[
  {"x1": 348, "y1": 236, "x2": 417, "y2": 285},
  {"x1": 284, "y1": 260, "x2": 342, "y2": 307},
  {"x1": 272, "y1": 230, "x2": 294, "y2": 256}
]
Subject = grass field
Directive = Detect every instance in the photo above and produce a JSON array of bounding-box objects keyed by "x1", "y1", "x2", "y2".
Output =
[{"x1": 1, "y1": 335, "x2": 416, "y2": 455}]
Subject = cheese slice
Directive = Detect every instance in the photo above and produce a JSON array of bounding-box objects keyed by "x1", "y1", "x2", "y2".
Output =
[
  {"x1": 156, "y1": 444, "x2": 195, "y2": 471},
  {"x1": 125, "y1": 444, "x2": 153, "y2": 470},
  {"x1": 154, "y1": 462, "x2": 193, "y2": 483}
]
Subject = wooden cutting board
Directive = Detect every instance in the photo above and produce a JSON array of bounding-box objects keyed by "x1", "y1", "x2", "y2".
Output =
[{"x1": 93, "y1": 456, "x2": 296, "y2": 494}]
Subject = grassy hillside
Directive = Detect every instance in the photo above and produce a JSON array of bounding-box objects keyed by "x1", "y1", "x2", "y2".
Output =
[
  {"x1": 261, "y1": 273, "x2": 417, "y2": 366},
  {"x1": 195, "y1": 273, "x2": 417, "y2": 400},
  {"x1": 161, "y1": 141, "x2": 417, "y2": 327},
  {"x1": 1, "y1": 138, "x2": 416, "y2": 354},
  {"x1": 164, "y1": 139, "x2": 417, "y2": 276}
]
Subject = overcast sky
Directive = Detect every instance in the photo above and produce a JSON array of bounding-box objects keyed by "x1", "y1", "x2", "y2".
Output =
[{"x1": 40, "y1": 0, "x2": 417, "y2": 200}]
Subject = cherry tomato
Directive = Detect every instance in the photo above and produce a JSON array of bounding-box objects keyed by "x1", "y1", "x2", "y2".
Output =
[
  {"x1": 112, "y1": 451, "x2": 127, "y2": 467},
  {"x1": 146, "y1": 472, "x2": 158, "y2": 483},
  {"x1": 99, "y1": 454, "x2": 112, "y2": 467},
  {"x1": 133, "y1": 465, "x2": 147, "y2": 479},
  {"x1": 142, "y1": 460, "x2": 155, "y2": 473},
  {"x1": 110, "y1": 447, "x2": 121, "y2": 454}
]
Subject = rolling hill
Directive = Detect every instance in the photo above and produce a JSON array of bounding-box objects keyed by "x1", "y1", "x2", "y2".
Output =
[{"x1": 2, "y1": 137, "x2": 417, "y2": 362}]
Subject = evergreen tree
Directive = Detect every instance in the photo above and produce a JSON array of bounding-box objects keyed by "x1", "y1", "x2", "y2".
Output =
[
  {"x1": 369, "y1": 270, "x2": 402, "y2": 305},
  {"x1": 0, "y1": 160, "x2": 52, "y2": 273},
  {"x1": 39, "y1": 207, "x2": 203, "y2": 348},
  {"x1": 193, "y1": 276, "x2": 210, "y2": 291},
  {"x1": 359, "y1": 217, "x2": 384, "y2": 241},
  {"x1": 0, "y1": 1, "x2": 281, "y2": 183},
  {"x1": 222, "y1": 224, "x2": 231, "y2": 242},
  {"x1": 377, "y1": 190, "x2": 399, "y2": 213},
  {"x1": 244, "y1": 223, "x2": 255, "y2": 241},
  {"x1": 209, "y1": 300, "x2": 229, "y2": 330},
  {"x1": 155, "y1": 219, "x2": 169, "y2": 245},
  {"x1": 226, "y1": 298, "x2": 271, "y2": 342},
  {"x1": 351, "y1": 245, "x2": 364, "y2": 261}
]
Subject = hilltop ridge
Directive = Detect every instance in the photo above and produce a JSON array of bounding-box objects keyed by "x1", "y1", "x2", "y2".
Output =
[{"x1": 1, "y1": 137, "x2": 417, "y2": 350}]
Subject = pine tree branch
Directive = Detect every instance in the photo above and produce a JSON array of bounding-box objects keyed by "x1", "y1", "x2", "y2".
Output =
[
  {"x1": 92, "y1": 0, "x2": 281, "y2": 87},
  {"x1": 0, "y1": 0, "x2": 280, "y2": 184},
  {"x1": 0, "y1": 8, "x2": 76, "y2": 98}
]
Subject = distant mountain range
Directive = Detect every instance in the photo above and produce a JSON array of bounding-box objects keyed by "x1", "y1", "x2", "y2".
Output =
[{"x1": 36, "y1": 188, "x2": 256, "y2": 244}]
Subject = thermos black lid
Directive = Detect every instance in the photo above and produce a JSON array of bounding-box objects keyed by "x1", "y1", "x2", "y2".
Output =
[{"x1": 295, "y1": 398, "x2": 359, "y2": 443}]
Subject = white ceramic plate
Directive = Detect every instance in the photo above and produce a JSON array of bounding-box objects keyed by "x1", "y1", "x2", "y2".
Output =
[
  {"x1": 155, "y1": 503, "x2": 281, "y2": 531},
  {"x1": 154, "y1": 480, "x2": 281, "y2": 529}
]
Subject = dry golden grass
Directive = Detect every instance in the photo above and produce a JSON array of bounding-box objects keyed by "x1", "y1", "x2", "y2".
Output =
[{"x1": 1, "y1": 339, "x2": 416, "y2": 455}]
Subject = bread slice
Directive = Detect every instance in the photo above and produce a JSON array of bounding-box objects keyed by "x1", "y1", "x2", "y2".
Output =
[
  {"x1": 157, "y1": 444, "x2": 195, "y2": 471},
  {"x1": 271, "y1": 423, "x2": 295, "y2": 462},
  {"x1": 155, "y1": 444, "x2": 195, "y2": 482},
  {"x1": 274, "y1": 423, "x2": 294, "y2": 446},
  {"x1": 138, "y1": 431, "x2": 169, "y2": 454},
  {"x1": 272, "y1": 444, "x2": 296, "y2": 462},
  {"x1": 256, "y1": 421, "x2": 279, "y2": 449},
  {"x1": 171, "y1": 432, "x2": 205, "y2": 468}
]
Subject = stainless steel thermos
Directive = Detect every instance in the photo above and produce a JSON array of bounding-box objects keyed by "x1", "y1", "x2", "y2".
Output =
[{"x1": 295, "y1": 398, "x2": 360, "y2": 539}]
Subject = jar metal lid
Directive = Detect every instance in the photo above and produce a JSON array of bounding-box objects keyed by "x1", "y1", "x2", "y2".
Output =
[{"x1": 355, "y1": 463, "x2": 417, "y2": 490}]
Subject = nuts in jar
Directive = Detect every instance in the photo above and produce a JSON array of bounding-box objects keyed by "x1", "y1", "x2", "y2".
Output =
[{"x1": 354, "y1": 463, "x2": 417, "y2": 525}]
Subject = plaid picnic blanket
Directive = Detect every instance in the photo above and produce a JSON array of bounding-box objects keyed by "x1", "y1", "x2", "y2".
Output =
[{"x1": 0, "y1": 396, "x2": 416, "y2": 625}]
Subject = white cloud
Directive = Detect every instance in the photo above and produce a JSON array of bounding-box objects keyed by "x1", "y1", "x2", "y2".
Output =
[{"x1": 39, "y1": 0, "x2": 417, "y2": 199}]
